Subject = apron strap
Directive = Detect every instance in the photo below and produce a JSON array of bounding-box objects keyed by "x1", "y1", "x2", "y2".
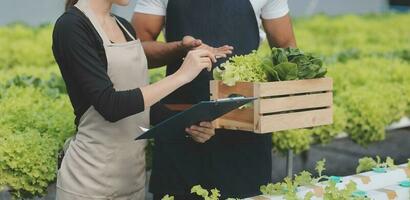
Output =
[
  {"x1": 114, "y1": 17, "x2": 137, "y2": 41},
  {"x1": 75, "y1": 0, "x2": 111, "y2": 44}
]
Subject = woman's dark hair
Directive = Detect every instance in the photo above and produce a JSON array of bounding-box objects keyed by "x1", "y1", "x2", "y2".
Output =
[{"x1": 65, "y1": 0, "x2": 79, "y2": 11}]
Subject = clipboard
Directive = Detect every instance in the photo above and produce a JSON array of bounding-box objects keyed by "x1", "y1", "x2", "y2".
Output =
[{"x1": 135, "y1": 97, "x2": 256, "y2": 141}]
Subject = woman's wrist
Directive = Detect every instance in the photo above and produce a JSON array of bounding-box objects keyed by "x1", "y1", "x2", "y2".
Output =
[{"x1": 170, "y1": 72, "x2": 189, "y2": 86}]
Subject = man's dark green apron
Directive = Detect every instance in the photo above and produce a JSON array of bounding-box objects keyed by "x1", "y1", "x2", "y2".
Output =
[{"x1": 150, "y1": 0, "x2": 272, "y2": 198}]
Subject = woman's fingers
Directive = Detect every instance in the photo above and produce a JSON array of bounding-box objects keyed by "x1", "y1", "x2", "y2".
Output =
[
  {"x1": 216, "y1": 45, "x2": 234, "y2": 54},
  {"x1": 199, "y1": 121, "x2": 213, "y2": 128},
  {"x1": 200, "y1": 58, "x2": 212, "y2": 71},
  {"x1": 190, "y1": 125, "x2": 214, "y2": 135},
  {"x1": 214, "y1": 45, "x2": 233, "y2": 57},
  {"x1": 216, "y1": 50, "x2": 232, "y2": 56},
  {"x1": 190, "y1": 129, "x2": 209, "y2": 141},
  {"x1": 193, "y1": 44, "x2": 234, "y2": 61},
  {"x1": 185, "y1": 128, "x2": 209, "y2": 143},
  {"x1": 185, "y1": 123, "x2": 215, "y2": 143},
  {"x1": 195, "y1": 49, "x2": 217, "y2": 63},
  {"x1": 200, "y1": 57, "x2": 212, "y2": 63}
]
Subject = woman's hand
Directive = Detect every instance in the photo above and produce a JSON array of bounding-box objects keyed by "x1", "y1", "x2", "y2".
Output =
[
  {"x1": 175, "y1": 49, "x2": 215, "y2": 84},
  {"x1": 182, "y1": 36, "x2": 233, "y2": 59},
  {"x1": 185, "y1": 122, "x2": 215, "y2": 143}
]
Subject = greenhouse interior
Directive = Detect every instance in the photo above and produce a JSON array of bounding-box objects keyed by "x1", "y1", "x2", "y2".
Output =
[{"x1": 0, "y1": 0, "x2": 409, "y2": 200}]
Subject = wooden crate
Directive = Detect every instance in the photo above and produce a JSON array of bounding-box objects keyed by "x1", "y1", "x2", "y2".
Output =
[{"x1": 210, "y1": 78, "x2": 333, "y2": 133}]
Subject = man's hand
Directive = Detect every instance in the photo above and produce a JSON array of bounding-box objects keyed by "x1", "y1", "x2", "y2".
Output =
[
  {"x1": 185, "y1": 122, "x2": 215, "y2": 143},
  {"x1": 181, "y1": 36, "x2": 233, "y2": 59},
  {"x1": 181, "y1": 36, "x2": 202, "y2": 49}
]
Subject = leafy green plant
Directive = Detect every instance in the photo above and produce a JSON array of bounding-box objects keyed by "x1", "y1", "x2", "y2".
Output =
[
  {"x1": 314, "y1": 159, "x2": 328, "y2": 182},
  {"x1": 272, "y1": 129, "x2": 313, "y2": 154},
  {"x1": 0, "y1": 66, "x2": 60, "y2": 83},
  {"x1": 2, "y1": 73, "x2": 66, "y2": 95},
  {"x1": 323, "y1": 181, "x2": 362, "y2": 200},
  {"x1": 384, "y1": 157, "x2": 396, "y2": 169},
  {"x1": 0, "y1": 86, "x2": 74, "y2": 198},
  {"x1": 269, "y1": 47, "x2": 327, "y2": 81},
  {"x1": 161, "y1": 195, "x2": 174, "y2": 200},
  {"x1": 294, "y1": 14, "x2": 410, "y2": 59},
  {"x1": 260, "y1": 159, "x2": 329, "y2": 199},
  {"x1": 149, "y1": 67, "x2": 166, "y2": 83},
  {"x1": 260, "y1": 171, "x2": 318, "y2": 199},
  {"x1": 0, "y1": 129, "x2": 58, "y2": 199},
  {"x1": 0, "y1": 86, "x2": 74, "y2": 142},
  {"x1": 332, "y1": 48, "x2": 361, "y2": 63},
  {"x1": 332, "y1": 58, "x2": 409, "y2": 146},
  {"x1": 191, "y1": 185, "x2": 221, "y2": 200},
  {"x1": 356, "y1": 156, "x2": 396, "y2": 173},
  {"x1": 356, "y1": 157, "x2": 377, "y2": 174},
  {"x1": 260, "y1": 177, "x2": 300, "y2": 199},
  {"x1": 213, "y1": 50, "x2": 269, "y2": 86},
  {"x1": 0, "y1": 24, "x2": 55, "y2": 69}
]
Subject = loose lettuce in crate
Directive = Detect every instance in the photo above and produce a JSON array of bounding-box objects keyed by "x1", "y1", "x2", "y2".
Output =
[
  {"x1": 213, "y1": 51, "x2": 269, "y2": 86},
  {"x1": 268, "y1": 47, "x2": 327, "y2": 81},
  {"x1": 273, "y1": 62, "x2": 298, "y2": 81},
  {"x1": 213, "y1": 48, "x2": 327, "y2": 85}
]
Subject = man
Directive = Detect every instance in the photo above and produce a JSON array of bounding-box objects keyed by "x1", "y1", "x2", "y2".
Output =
[{"x1": 133, "y1": 0, "x2": 296, "y2": 199}]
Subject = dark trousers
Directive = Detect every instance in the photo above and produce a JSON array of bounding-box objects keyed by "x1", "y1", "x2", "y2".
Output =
[{"x1": 149, "y1": 131, "x2": 272, "y2": 199}]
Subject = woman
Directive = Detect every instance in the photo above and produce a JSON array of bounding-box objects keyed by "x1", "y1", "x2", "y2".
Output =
[{"x1": 52, "y1": 0, "x2": 229, "y2": 199}]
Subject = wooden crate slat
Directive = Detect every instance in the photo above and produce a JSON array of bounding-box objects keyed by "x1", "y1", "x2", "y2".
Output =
[
  {"x1": 210, "y1": 81, "x2": 253, "y2": 99},
  {"x1": 216, "y1": 108, "x2": 254, "y2": 130},
  {"x1": 257, "y1": 107, "x2": 333, "y2": 133},
  {"x1": 258, "y1": 78, "x2": 333, "y2": 97},
  {"x1": 220, "y1": 108, "x2": 254, "y2": 123},
  {"x1": 259, "y1": 92, "x2": 333, "y2": 114},
  {"x1": 209, "y1": 80, "x2": 219, "y2": 100},
  {"x1": 217, "y1": 118, "x2": 254, "y2": 132}
]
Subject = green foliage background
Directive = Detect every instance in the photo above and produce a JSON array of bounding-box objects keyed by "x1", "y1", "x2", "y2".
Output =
[{"x1": 0, "y1": 13, "x2": 409, "y2": 198}]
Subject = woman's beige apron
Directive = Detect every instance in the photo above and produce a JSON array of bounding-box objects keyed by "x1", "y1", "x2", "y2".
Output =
[{"x1": 56, "y1": 0, "x2": 149, "y2": 199}]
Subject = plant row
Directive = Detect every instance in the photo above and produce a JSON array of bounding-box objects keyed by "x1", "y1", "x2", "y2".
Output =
[{"x1": 162, "y1": 157, "x2": 410, "y2": 200}]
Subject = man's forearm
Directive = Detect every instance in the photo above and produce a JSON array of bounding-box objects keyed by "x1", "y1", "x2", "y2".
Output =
[
  {"x1": 142, "y1": 41, "x2": 186, "y2": 68},
  {"x1": 271, "y1": 38, "x2": 297, "y2": 48},
  {"x1": 266, "y1": 28, "x2": 297, "y2": 48},
  {"x1": 263, "y1": 14, "x2": 297, "y2": 49}
]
